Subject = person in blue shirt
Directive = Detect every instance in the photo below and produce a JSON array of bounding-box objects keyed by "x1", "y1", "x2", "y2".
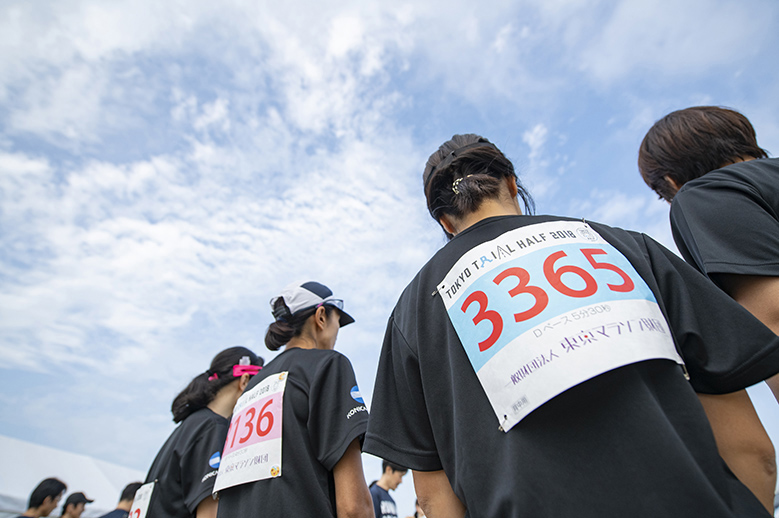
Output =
[
  {"x1": 370, "y1": 461, "x2": 407, "y2": 518},
  {"x1": 97, "y1": 482, "x2": 142, "y2": 518}
]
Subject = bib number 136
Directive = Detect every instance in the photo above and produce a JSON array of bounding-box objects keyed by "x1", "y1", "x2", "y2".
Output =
[
  {"x1": 226, "y1": 398, "x2": 275, "y2": 449},
  {"x1": 462, "y1": 248, "x2": 634, "y2": 351}
]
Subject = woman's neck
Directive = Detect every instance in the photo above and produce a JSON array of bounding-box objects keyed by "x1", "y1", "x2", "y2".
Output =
[
  {"x1": 208, "y1": 384, "x2": 239, "y2": 418},
  {"x1": 450, "y1": 197, "x2": 523, "y2": 235},
  {"x1": 285, "y1": 334, "x2": 318, "y2": 350}
]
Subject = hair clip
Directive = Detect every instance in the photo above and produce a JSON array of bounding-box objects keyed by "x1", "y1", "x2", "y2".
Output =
[
  {"x1": 452, "y1": 174, "x2": 473, "y2": 195},
  {"x1": 233, "y1": 365, "x2": 261, "y2": 377}
]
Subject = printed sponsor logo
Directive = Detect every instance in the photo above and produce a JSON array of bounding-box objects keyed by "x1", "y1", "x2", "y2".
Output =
[
  {"x1": 209, "y1": 452, "x2": 221, "y2": 468},
  {"x1": 576, "y1": 226, "x2": 598, "y2": 241},
  {"x1": 346, "y1": 405, "x2": 367, "y2": 419},
  {"x1": 201, "y1": 470, "x2": 218, "y2": 483},
  {"x1": 350, "y1": 385, "x2": 364, "y2": 403}
]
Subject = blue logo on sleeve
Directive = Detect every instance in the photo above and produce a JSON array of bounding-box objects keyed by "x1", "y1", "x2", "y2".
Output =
[
  {"x1": 209, "y1": 452, "x2": 221, "y2": 468},
  {"x1": 350, "y1": 385, "x2": 364, "y2": 403}
]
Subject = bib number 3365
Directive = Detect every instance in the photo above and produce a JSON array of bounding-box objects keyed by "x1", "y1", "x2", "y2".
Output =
[{"x1": 463, "y1": 247, "x2": 634, "y2": 351}]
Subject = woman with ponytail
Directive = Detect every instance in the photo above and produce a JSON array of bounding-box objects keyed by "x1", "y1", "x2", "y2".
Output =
[
  {"x1": 143, "y1": 346, "x2": 263, "y2": 518},
  {"x1": 363, "y1": 134, "x2": 779, "y2": 518},
  {"x1": 216, "y1": 281, "x2": 373, "y2": 518}
]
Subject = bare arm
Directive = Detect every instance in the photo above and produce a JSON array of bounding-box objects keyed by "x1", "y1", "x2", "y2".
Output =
[
  {"x1": 413, "y1": 470, "x2": 465, "y2": 518},
  {"x1": 195, "y1": 495, "x2": 218, "y2": 518},
  {"x1": 332, "y1": 438, "x2": 374, "y2": 518},
  {"x1": 715, "y1": 273, "x2": 779, "y2": 401},
  {"x1": 697, "y1": 391, "x2": 776, "y2": 512}
]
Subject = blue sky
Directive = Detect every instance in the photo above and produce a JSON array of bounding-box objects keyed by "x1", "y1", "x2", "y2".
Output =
[{"x1": 1, "y1": 0, "x2": 779, "y2": 514}]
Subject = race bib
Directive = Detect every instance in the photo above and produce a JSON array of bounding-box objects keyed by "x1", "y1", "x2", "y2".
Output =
[
  {"x1": 128, "y1": 481, "x2": 154, "y2": 518},
  {"x1": 213, "y1": 371, "x2": 288, "y2": 493},
  {"x1": 437, "y1": 221, "x2": 683, "y2": 432}
]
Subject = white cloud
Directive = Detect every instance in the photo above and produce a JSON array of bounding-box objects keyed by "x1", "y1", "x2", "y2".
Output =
[
  {"x1": 8, "y1": 62, "x2": 108, "y2": 141},
  {"x1": 492, "y1": 23, "x2": 515, "y2": 53},
  {"x1": 577, "y1": 0, "x2": 767, "y2": 84},
  {"x1": 193, "y1": 98, "x2": 231, "y2": 133},
  {"x1": 328, "y1": 15, "x2": 365, "y2": 58},
  {"x1": 523, "y1": 123, "x2": 547, "y2": 163}
]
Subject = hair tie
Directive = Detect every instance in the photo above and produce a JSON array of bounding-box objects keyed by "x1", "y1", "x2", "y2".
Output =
[
  {"x1": 207, "y1": 372, "x2": 219, "y2": 381},
  {"x1": 452, "y1": 175, "x2": 473, "y2": 195}
]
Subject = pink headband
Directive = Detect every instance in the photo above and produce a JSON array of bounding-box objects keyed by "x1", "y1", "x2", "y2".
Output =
[
  {"x1": 233, "y1": 365, "x2": 261, "y2": 377},
  {"x1": 207, "y1": 354, "x2": 262, "y2": 381}
]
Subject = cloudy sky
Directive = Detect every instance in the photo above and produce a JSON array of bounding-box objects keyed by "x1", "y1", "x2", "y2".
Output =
[{"x1": 1, "y1": 0, "x2": 778, "y2": 514}]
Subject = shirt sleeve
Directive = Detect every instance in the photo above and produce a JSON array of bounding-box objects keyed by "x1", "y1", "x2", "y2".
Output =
[
  {"x1": 181, "y1": 418, "x2": 229, "y2": 512},
  {"x1": 637, "y1": 232, "x2": 779, "y2": 393},
  {"x1": 363, "y1": 315, "x2": 442, "y2": 472},
  {"x1": 307, "y1": 352, "x2": 369, "y2": 471},
  {"x1": 670, "y1": 176, "x2": 779, "y2": 283}
]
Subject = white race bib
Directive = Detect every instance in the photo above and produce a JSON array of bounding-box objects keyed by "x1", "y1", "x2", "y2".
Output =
[
  {"x1": 128, "y1": 481, "x2": 155, "y2": 518},
  {"x1": 213, "y1": 371, "x2": 288, "y2": 493},
  {"x1": 437, "y1": 221, "x2": 684, "y2": 432}
]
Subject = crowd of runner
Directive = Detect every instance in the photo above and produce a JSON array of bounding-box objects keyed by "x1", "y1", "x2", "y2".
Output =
[
  {"x1": 16, "y1": 106, "x2": 779, "y2": 518},
  {"x1": 13, "y1": 479, "x2": 143, "y2": 518}
]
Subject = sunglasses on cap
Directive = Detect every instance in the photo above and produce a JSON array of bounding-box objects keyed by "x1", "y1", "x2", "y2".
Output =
[{"x1": 317, "y1": 299, "x2": 344, "y2": 310}]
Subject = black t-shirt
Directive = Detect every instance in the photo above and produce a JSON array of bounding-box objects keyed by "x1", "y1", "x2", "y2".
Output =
[
  {"x1": 370, "y1": 484, "x2": 398, "y2": 518},
  {"x1": 97, "y1": 510, "x2": 128, "y2": 518},
  {"x1": 670, "y1": 157, "x2": 779, "y2": 286},
  {"x1": 364, "y1": 215, "x2": 779, "y2": 518},
  {"x1": 145, "y1": 408, "x2": 229, "y2": 518},
  {"x1": 216, "y1": 348, "x2": 369, "y2": 518}
]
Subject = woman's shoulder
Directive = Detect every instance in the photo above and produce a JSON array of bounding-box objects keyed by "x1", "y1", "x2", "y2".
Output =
[
  {"x1": 304, "y1": 348, "x2": 353, "y2": 367},
  {"x1": 276, "y1": 346, "x2": 349, "y2": 362},
  {"x1": 178, "y1": 407, "x2": 229, "y2": 432},
  {"x1": 266, "y1": 348, "x2": 354, "y2": 378}
]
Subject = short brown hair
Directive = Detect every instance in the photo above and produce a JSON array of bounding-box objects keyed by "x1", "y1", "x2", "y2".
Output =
[{"x1": 638, "y1": 106, "x2": 768, "y2": 202}]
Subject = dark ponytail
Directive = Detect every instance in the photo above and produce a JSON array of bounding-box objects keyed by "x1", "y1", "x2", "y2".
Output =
[
  {"x1": 424, "y1": 134, "x2": 534, "y2": 239},
  {"x1": 265, "y1": 298, "x2": 335, "y2": 351},
  {"x1": 171, "y1": 346, "x2": 263, "y2": 423}
]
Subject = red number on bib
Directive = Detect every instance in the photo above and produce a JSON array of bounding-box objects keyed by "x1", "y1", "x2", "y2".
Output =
[
  {"x1": 461, "y1": 290, "x2": 503, "y2": 352},
  {"x1": 256, "y1": 398, "x2": 274, "y2": 437},
  {"x1": 543, "y1": 251, "x2": 597, "y2": 298},
  {"x1": 460, "y1": 246, "x2": 637, "y2": 353},
  {"x1": 132, "y1": 510, "x2": 140, "y2": 518},
  {"x1": 229, "y1": 415, "x2": 241, "y2": 448},
  {"x1": 239, "y1": 407, "x2": 255, "y2": 444},
  {"x1": 581, "y1": 248, "x2": 634, "y2": 292},
  {"x1": 494, "y1": 267, "x2": 549, "y2": 322}
]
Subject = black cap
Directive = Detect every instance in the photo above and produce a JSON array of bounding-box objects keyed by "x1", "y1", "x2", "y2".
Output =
[{"x1": 64, "y1": 492, "x2": 94, "y2": 507}]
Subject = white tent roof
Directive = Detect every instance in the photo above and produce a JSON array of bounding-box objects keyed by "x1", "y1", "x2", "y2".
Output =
[{"x1": 0, "y1": 435, "x2": 145, "y2": 518}]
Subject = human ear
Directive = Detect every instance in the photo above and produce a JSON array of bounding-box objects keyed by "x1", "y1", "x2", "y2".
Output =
[
  {"x1": 439, "y1": 215, "x2": 458, "y2": 236},
  {"x1": 239, "y1": 372, "x2": 251, "y2": 391},
  {"x1": 664, "y1": 175, "x2": 681, "y2": 194},
  {"x1": 505, "y1": 176, "x2": 519, "y2": 198},
  {"x1": 315, "y1": 306, "x2": 328, "y2": 330}
]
